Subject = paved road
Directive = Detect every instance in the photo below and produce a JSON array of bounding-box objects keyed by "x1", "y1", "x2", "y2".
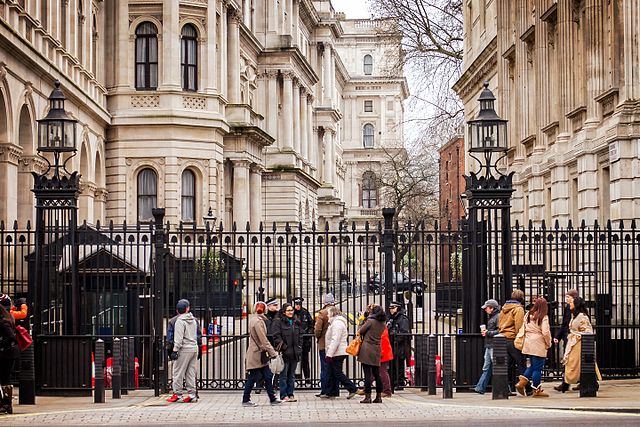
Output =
[{"x1": 2, "y1": 390, "x2": 639, "y2": 426}]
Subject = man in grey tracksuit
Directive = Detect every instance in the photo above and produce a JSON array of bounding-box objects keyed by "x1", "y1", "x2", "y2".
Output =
[{"x1": 168, "y1": 299, "x2": 200, "y2": 403}]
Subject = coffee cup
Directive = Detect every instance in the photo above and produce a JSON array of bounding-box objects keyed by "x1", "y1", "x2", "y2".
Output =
[{"x1": 480, "y1": 324, "x2": 486, "y2": 332}]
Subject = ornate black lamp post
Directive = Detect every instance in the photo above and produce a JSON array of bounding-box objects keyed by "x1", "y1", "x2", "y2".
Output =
[
  {"x1": 32, "y1": 80, "x2": 81, "y2": 336},
  {"x1": 461, "y1": 82, "x2": 514, "y2": 334}
]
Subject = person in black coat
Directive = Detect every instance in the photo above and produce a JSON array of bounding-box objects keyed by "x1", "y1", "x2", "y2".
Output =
[
  {"x1": 387, "y1": 301, "x2": 411, "y2": 390},
  {"x1": 293, "y1": 297, "x2": 314, "y2": 383},
  {"x1": 0, "y1": 304, "x2": 19, "y2": 414},
  {"x1": 554, "y1": 289, "x2": 579, "y2": 345},
  {"x1": 271, "y1": 303, "x2": 303, "y2": 401}
]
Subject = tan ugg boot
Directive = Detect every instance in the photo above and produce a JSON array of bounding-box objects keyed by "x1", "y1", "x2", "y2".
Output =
[
  {"x1": 515, "y1": 375, "x2": 529, "y2": 396},
  {"x1": 533, "y1": 386, "x2": 549, "y2": 398}
]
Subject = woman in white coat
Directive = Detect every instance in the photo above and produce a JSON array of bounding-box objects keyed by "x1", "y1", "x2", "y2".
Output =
[{"x1": 324, "y1": 306, "x2": 358, "y2": 399}]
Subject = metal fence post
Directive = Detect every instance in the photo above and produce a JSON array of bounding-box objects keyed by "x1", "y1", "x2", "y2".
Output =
[
  {"x1": 491, "y1": 334, "x2": 509, "y2": 399},
  {"x1": 18, "y1": 342, "x2": 36, "y2": 404},
  {"x1": 112, "y1": 338, "x2": 121, "y2": 399},
  {"x1": 414, "y1": 335, "x2": 429, "y2": 391},
  {"x1": 427, "y1": 334, "x2": 437, "y2": 395},
  {"x1": 152, "y1": 208, "x2": 166, "y2": 396},
  {"x1": 382, "y1": 208, "x2": 396, "y2": 310},
  {"x1": 121, "y1": 337, "x2": 129, "y2": 395},
  {"x1": 580, "y1": 333, "x2": 597, "y2": 397},
  {"x1": 128, "y1": 337, "x2": 136, "y2": 390},
  {"x1": 442, "y1": 335, "x2": 453, "y2": 398},
  {"x1": 94, "y1": 339, "x2": 105, "y2": 403}
]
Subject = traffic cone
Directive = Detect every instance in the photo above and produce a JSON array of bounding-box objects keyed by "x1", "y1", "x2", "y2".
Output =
[
  {"x1": 242, "y1": 302, "x2": 247, "y2": 319},
  {"x1": 202, "y1": 327, "x2": 208, "y2": 353}
]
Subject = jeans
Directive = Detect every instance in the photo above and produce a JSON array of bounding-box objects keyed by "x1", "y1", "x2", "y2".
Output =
[
  {"x1": 522, "y1": 355, "x2": 546, "y2": 388},
  {"x1": 319, "y1": 350, "x2": 330, "y2": 395},
  {"x1": 362, "y1": 364, "x2": 382, "y2": 394},
  {"x1": 279, "y1": 360, "x2": 297, "y2": 399},
  {"x1": 475, "y1": 348, "x2": 493, "y2": 393},
  {"x1": 243, "y1": 366, "x2": 277, "y2": 403},
  {"x1": 369, "y1": 361, "x2": 392, "y2": 394},
  {"x1": 327, "y1": 356, "x2": 357, "y2": 395},
  {"x1": 506, "y1": 339, "x2": 524, "y2": 390}
]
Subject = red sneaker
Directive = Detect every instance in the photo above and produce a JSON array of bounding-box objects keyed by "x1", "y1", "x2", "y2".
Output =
[
  {"x1": 181, "y1": 396, "x2": 192, "y2": 403},
  {"x1": 167, "y1": 394, "x2": 180, "y2": 403}
]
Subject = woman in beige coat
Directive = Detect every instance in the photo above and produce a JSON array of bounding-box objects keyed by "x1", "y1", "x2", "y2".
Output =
[
  {"x1": 516, "y1": 296, "x2": 552, "y2": 397},
  {"x1": 242, "y1": 301, "x2": 281, "y2": 407},
  {"x1": 556, "y1": 296, "x2": 602, "y2": 392}
]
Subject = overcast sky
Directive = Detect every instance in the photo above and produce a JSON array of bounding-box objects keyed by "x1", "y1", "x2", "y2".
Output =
[{"x1": 332, "y1": 0, "x2": 372, "y2": 19}]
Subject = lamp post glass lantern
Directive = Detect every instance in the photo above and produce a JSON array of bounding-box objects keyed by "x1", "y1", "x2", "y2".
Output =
[
  {"x1": 37, "y1": 80, "x2": 77, "y2": 176},
  {"x1": 467, "y1": 82, "x2": 508, "y2": 177}
]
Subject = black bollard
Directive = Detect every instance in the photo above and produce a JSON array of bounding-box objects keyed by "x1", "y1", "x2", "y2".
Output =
[
  {"x1": 580, "y1": 333, "x2": 597, "y2": 397},
  {"x1": 121, "y1": 337, "x2": 129, "y2": 395},
  {"x1": 442, "y1": 335, "x2": 453, "y2": 398},
  {"x1": 128, "y1": 337, "x2": 136, "y2": 390},
  {"x1": 427, "y1": 334, "x2": 437, "y2": 395},
  {"x1": 112, "y1": 338, "x2": 121, "y2": 399},
  {"x1": 414, "y1": 335, "x2": 429, "y2": 391},
  {"x1": 491, "y1": 334, "x2": 509, "y2": 399},
  {"x1": 18, "y1": 341, "x2": 36, "y2": 404},
  {"x1": 94, "y1": 339, "x2": 105, "y2": 403}
]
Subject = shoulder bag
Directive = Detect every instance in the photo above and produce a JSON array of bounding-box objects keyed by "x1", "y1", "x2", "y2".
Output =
[
  {"x1": 346, "y1": 335, "x2": 362, "y2": 357},
  {"x1": 15, "y1": 325, "x2": 32, "y2": 351}
]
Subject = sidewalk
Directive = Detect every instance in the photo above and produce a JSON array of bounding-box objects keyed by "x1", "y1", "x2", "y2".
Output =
[
  {"x1": 407, "y1": 378, "x2": 640, "y2": 412},
  {"x1": 1, "y1": 379, "x2": 638, "y2": 425}
]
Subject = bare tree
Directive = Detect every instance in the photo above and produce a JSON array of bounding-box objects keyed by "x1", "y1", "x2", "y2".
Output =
[
  {"x1": 372, "y1": 0, "x2": 464, "y2": 146},
  {"x1": 377, "y1": 146, "x2": 439, "y2": 224}
]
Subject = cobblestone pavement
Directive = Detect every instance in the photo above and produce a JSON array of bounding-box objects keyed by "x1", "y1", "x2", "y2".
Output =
[{"x1": 2, "y1": 389, "x2": 640, "y2": 426}]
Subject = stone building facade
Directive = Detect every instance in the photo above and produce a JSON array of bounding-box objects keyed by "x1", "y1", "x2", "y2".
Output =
[
  {"x1": 453, "y1": 0, "x2": 640, "y2": 226},
  {"x1": 0, "y1": 0, "x2": 407, "y2": 229}
]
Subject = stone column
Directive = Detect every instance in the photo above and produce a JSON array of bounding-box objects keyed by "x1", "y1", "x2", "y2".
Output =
[
  {"x1": 206, "y1": 1, "x2": 218, "y2": 93},
  {"x1": 307, "y1": 95, "x2": 314, "y2": 170},
  {"x1": 249, "y1": 165, "x2": 263, "y2": 229},
  {"x1": 267, "y1": 72, "x2": 278, "y2": 144},
  {"x1": 227, "y1": 10, "x2": 241, "y2": 103},
  {"x1": 585, "y1": 0, "x2": 605, "y2": 124},
  {"x1": 282, "y1": 72, "x2": 294, "y2": 150},
  {"x1": 220, "y1": 2, "x2": 228, "y2": 99},
  {"x1": 300, "y1": 88, "x2": 308, "y2": 163},
  {"x1": 323, "y1": 129, "x2": 334, "y2": 186},
  {"x1": 292, "y1": 78, "x2": 301, "y2": 155},
  {"x1": 621, "y1": 0, "x2": 640, "y2": 101},
  {"x1": 115, "y1": 0, "x2": 128, "y2": 88},
  {"x1": 286, "y1": 0, "x2": 293, "y2": 35},
  {"x1": 94, "y1": 187, "x2": 108, "y2": 225},
  {"x1": 0, "y1": 144, "x2": 21, "y2": 224},
  {"x1": 557, "y1": 1, "x2": 575, "y2": 137},
  {"x1": 163, "y1": 0, "x2": 181, "y2": 90},
  {"x1": 232, "y1": 160, "x2": 251, "y2": 228},
  {"x1": 323, "y1": 43, "x2": 332, "y2": 104}
]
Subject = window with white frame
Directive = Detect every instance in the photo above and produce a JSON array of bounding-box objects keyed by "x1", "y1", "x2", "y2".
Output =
[
  {"x1": 181, "y1": 24, "x2": 198, "y2": 91},
  {"x1": 363, "y1": 123, "x2": 375, "y2": 148},
  {"x1": 135, "y1": 22, "x2": 159, "y2": 90},
  {"x1": 181, "y1": 169, "x2": 196, "y2": 222},
  {"x1": 363, "y1": 54, "x2": 373, "y2": 75},
  {"x1": 362, "y1": 171, "x2": 377, "y2": 208},
  {"x1": 137, "y1": 168, "x2": 157, "y2": 221},
  {"x1": 364, "y1": 100, "x2": 373, "y2": 112}
]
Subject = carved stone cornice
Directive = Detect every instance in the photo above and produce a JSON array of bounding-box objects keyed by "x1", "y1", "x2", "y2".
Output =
[
  {"x1": 452, "y1": 37, "x2": 498, "y2": 101},
  {"x1": 94, "y1": 187, "x2": 108, "y2": 202},
  {"x1": 0, "y1": 143, "x2": 23, "y2": 165}
]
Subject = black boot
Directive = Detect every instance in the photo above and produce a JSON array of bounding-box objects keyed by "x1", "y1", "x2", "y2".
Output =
[
  {"x1": 373, "y1": 392, "x2": 382, "y2": 403},
  {"x1": 360, "y1": 393, "x2": 372, "y2": 404},
  {"x1": 554, "y1": 382, "x2": 570, "y2": 393}
]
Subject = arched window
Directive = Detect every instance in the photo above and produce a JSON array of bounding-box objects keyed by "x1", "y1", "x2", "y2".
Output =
[
  {"x1": 137, "y1": 168, "x2": 157, "y2": 221},
  {"x1": 135, "y1": 22, "x2": 158, "y2": 90},
  {"x1": 181, "y1": 169, "x2": 196, "y2": 222},
  {"x1": 363, "y1": 54, "x2": 373, "y2": 75},
  {"x1": 363, "y1": 123, "x2": 375, "y2": 148},
  {"x1": 362, "y1": 171, "x2": 377, "y2": 209},
  {"x1": 181, "y1": 24, "x2": 198, "y2": 91}
]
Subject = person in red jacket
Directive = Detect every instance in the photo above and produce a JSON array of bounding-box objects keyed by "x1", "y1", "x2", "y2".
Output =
[{"x1": 379, "y1": 327, "x2": 394, "y2": 397}]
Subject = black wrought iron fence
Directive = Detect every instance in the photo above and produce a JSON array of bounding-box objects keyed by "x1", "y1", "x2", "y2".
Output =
[{"x1": 1, "y1": 216, "x2": 638, "y2": 392}]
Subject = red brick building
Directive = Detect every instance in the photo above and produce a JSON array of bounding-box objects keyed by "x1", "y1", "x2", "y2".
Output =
[{"x1": 439, "y1": 135, "x2": 466, "y2": 227}]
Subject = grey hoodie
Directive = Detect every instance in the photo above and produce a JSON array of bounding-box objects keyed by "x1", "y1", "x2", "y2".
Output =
[{"x1": 173, "y1": 312, "x2": 199, "y2": 353}]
